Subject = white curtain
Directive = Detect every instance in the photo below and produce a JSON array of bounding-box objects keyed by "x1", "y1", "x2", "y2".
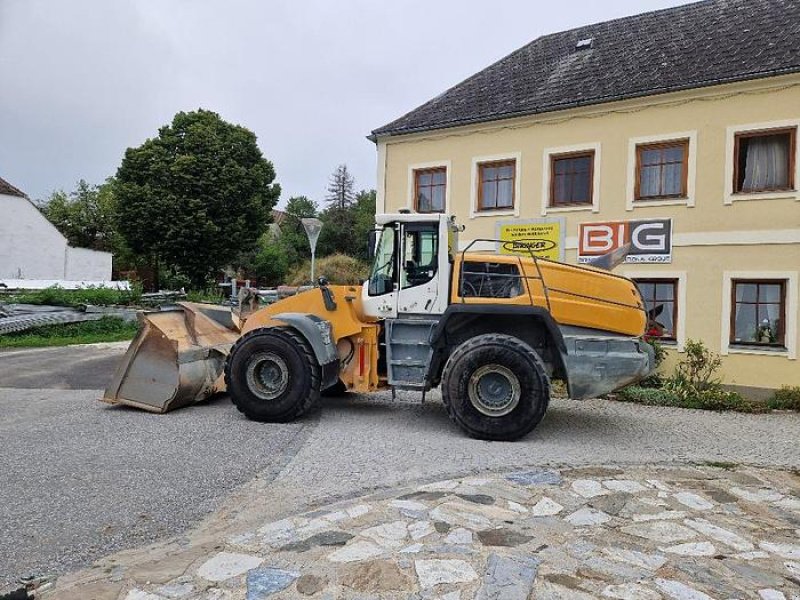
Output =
[{"x1": 742, "y1": 137, "x2": 789, "y2": 191}]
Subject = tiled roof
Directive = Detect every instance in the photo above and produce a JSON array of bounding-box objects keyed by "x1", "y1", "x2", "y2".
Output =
[
  {"x1": 0, "y1": 176, "x2": 27, "y2": 198},
  {"x1": 372, "y1": 0, "x2": 800, "y2": 138}
]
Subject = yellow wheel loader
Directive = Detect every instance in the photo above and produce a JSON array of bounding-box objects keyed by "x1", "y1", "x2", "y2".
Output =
[{"x1": 103, "y1": 213, "x2": 654, "y2": 441}]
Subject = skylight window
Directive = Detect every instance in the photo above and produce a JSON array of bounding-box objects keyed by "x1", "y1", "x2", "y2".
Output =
[{"x1": 576, "y1": 38, "x2": 594, "y2": 51}]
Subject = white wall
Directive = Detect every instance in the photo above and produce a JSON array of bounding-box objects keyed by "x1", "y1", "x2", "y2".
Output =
[{"x1": 0, "y1": 192, "x2": 112, "y2": 280}]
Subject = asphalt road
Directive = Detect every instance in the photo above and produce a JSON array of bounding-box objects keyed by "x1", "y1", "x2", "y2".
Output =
[
  {"x1": 2, "y1": 343, "x2": 800, "y2": 589},
  {"x1": 0, "y1": 344, "x2": 312, "y2": 588}
]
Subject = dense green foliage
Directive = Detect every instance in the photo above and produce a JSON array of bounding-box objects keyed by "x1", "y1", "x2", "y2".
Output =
[
  {"x1": 0, "y1": 317, "x2": 138, "y2": 348},
  {"x1": 115, "y1": 109, "x2": 280, "y2": 288},
  {"x1": 7, "y1": 284, "x2": 142, "y2": 307},
  {"x1": 768, "y1": 386, "x2": 800, "y2": 410},
  {"x1": 287, "y1": 254, "x2": 368, "y2": 286},
  {"x1": 38, "y1": 179, "x2": 121, "y2": 252}
]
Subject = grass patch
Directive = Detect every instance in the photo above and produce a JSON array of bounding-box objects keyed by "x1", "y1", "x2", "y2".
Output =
[
  {"x1": 0, "y1": 317, "x2": 138, "y2": 348},
  {"x1": 5, "y1": 284, "x2": 142, "y2": 307},
  {"x1": 768, "y1": 386, "x2": 800, "y2": 411},
  {"x1": 613, "y1": 385, "x2": 766, "y2": 413}
]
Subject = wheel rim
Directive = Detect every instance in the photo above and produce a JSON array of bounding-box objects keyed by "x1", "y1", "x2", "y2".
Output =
[
  {"x1": 468, "y1": 364, "x2": 521, "y2": 417},
  {"x1": 245, "y1": 352, "x2": 289, "y2": 401}
]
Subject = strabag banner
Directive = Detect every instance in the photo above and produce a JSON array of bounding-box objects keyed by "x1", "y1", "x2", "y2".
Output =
[
  {"x1": 578, "y1": 218, "x2": 672, "y2": 264},
  {"x1": 495, "y1": 218, "x2": 565, "y2": 261}
]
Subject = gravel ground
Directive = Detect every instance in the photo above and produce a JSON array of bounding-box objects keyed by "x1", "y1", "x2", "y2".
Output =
[{"x1": 0, "y1": 387, "x2": 312, "y2": 588}]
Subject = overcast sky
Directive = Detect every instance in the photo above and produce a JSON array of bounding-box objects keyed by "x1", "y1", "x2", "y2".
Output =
[{"x1": 0, "y1": 0, "x2": 689, "y2": 205}]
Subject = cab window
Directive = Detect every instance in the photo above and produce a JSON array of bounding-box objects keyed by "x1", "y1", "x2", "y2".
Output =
[
  {"x1": 368, "y1": 225, "x2": 397, "y2": 296},
  {"x1": 401, "y1": 225, "x2": 439, "y2": 289}
]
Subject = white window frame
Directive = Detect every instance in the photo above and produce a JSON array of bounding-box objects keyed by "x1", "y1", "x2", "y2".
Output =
[
  {"x1": 724, "y1": 119, "x2": 800, "y2": 205},
  {"x1": 470, "y1": 152, "x2": 521, "y2": 219},
  {"x1": 541, "y1": 143, "x2": 601, "y2": 216},
  {"x1": 621, "y1": 270, "x2": 687, "y2": 352},
  {"x1": 720, "y1": 271, "x2": 798, "y2": 360},
  {"x1": 626, "y1": 131, "x2": 697, "y2": 211},
  {"x1": 407, "y1": 160, "x2": 451, "y2": 214}
]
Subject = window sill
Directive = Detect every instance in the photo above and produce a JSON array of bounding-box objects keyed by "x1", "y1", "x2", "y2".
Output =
[
  {"x1": 724, "y1": 190, "x2": 799, "y2": 204},
  {"x1": 544, "y1": 204, "x2": 596, "y2": 214},
  {"x1": 727, "y1": 344, "x2": 789, "y2": 357},
  {"x1": 471, "y1": 209, "x2": 516, "y2": 219},
  {"x1": 629, "y1": 198, "x2": 693, "y2": 210}
]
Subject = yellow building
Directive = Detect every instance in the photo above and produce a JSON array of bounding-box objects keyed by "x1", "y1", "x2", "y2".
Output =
[{"x1": 370, "y1": 0, "x2": 800, "y2": 397}]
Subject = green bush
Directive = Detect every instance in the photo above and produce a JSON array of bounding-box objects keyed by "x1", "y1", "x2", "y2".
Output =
[
  {"x1": 0, "y1": 317, "x2": 138, "y2": 348},
  {"x1": 615, "y1": 385, "x2": 681, "y2": 406},
  {"x1": 768, "y1": 386, "x2": 800, "y2": 411},
  {"x1": 287, "y1": 254, "x2": 368, "y2": 286},
  {"x1": 8, "y1": 283, "x2": 142, "y2": 307}
]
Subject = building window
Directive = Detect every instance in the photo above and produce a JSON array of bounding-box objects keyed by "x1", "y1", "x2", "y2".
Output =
[
  {"x1": 550, "y1": 151, "x2": 594, "y2": 206},
  {"x1": 734, "y1": 128, "x2": 796, "y2": 194},
  {"x1": 635, "y1": 140, "x2": 688, "y2": 200},
  {"x1": 635, "y1": 279, "x2": 678, "y2": 340},
  {"x1": 478, "y1": 160, "x2": 515, "y2": 211},
  {"x1": 414, "y1": 167, "x2": 446, "y2": 213},
  {"x1": 731, "y1": 280, "x2": 786, "y2": 347}
]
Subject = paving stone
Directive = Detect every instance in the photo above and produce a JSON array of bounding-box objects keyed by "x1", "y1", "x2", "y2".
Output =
[
  {"x1": 730, "y1": 487, "x2": 784, "y2": 502},
  {"x1": 445, "y1": 528, "x2": 473, "y2": 544},
  {"x1": 653, "y1": 578, "x2": 714, "y2": 600},
  {"x1": 246, "y1": 567, "x2": 299, "y2": 598},
  {"x1": 735, "y1": 550, "x2": 770, "y2": 560},
  {"x1": 684, "y1": 518, "x2": 754, "y2": 551},
  {"x1": 759, "y1": 541, "x2": 800, "y2": 559},
  {"x1": 340, "y1": 559, "x2": 413, "y2": 592},
  {"x1": 155, "y1": 582, "x2": 195, "y2": 598},
  {"x1": 475, "y1": 553, "x2": 539, "y2": 600},
  {"x1": 660, "y1": 541, "x2": 717, "y2": 556},
  {"x1": 589, "y1": 494, "x2": 628, "y2": 516},
  {"x1": 704, "y1": 488, "x2": 739, "y2": 504},
  {"x1": 565, "y1": 466, "x2": 624, "y2": 478},
  {"x1": 400, "y1": 543, "x2": 424, "y2": 553},
  {"x1": 280, "y1": 530, "x2": 355, "y2": 552},
  {"x1": 125, "y1": 592, "x2": 165, "y2": 600},
  {"x1": 571, "y1": 479, "x2": 609, "y2": 498},
  {"x1": 564, "y1": 507, "x2": 611, "y2": 526},
  {"x1": 775, "y1": 496, "x2": 800, "y2": 511},
  {"x1": 433, "y1": 521, "x2": 451, "y2": 533},
  {"x1": 196, "y1": 552, "x2": 264, "y2": 582},
  {"x1": 579, "y1": 556, "x2": 652, "y2": 581},
  {"x1": 601, "y1": 583, "x2": 661, "y2": 600},
  {"x1": 296, "y1": 574, "x2": 326, "y2": 595},
  {"x1": 600, "y1": 546, "x2": 667, "y2": 570},
  {"x1": 415, "y1": 559, "x2": 478, "y2": 588},
  {"x1": 346, "y1": 504, "x2": 371, "y2": 518},
  {"x1": 401, "y1": 491, "x2": 449, "y2": 502},
  {"x1": 392, "y1": 499, "x2": 429, "y2": 512},
  {"x1": 328, "y1": 541, "x2": 384, "y2": 562},
  {"x1": 535, "y1": 579, "x2": 597, "y2": 599},
  {"x1": 361, "y1": 520, "x2": 409, "y2": 548},
  {"x1": 507, "y1": 500, "x2": 528, "y2": 513},
  {"x1": 429, "y1": 501, "x2": 518, "y2": 530},
  {"x1": 409, "y1": 520, "x2": 435, "y2": 541},
  {"x1": 673, "y1": 492, "x2": 714, "y2": 511},
  {"x1": 531, "y1": 497, "x2": 564, "y2": 517},
  {"x1": 505, "y1": 470, "x2": 562, "y2": 486},
  {"x1": 456, "y1": 493, "x2": 495, "y2": 505},
  {"x1": 602, "y1": 480, "x2": 647, "y2": 494},
  {"x1": 632, "y1": 510, "x2": 687, "y2": 522},
  {"x1": 55, "y1": 582, "x2": 125, "y2": 600},
  {"x1": 723, "y1": 560, "x2": 787, "y2": 588},
  {"x1": 476, "y1": 528, "x2": 533, "y2": 547},
  {"x1": 621, "y1": 521, "x2": 698, "y2": 543},
  {"x1": 758, "y1": 590, "x2": 788, "y2": 600}
]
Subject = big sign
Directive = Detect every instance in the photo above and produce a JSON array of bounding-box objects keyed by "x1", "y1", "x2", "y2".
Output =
[{"x1": 578, "y1": 219, "x2": 672, "y2": 264}]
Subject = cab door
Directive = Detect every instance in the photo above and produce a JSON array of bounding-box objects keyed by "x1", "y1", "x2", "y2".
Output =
[{"x1": 396, "y1": 221, "x2": 443, "y2": 315}]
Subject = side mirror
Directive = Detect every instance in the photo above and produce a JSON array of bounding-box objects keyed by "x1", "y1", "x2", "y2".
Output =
[{"x1": 367, "y1": 230, "x2": 379, "y2": 260}]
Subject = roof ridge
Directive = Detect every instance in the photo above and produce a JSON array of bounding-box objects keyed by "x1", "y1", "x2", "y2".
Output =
[{"x1": 0, "y1": 176, "x2": 28, "y2": 198}]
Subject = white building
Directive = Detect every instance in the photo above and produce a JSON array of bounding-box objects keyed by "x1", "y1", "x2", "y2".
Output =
[{"x1": 0, "y1": 176, "x2": 112, "y2": 282}]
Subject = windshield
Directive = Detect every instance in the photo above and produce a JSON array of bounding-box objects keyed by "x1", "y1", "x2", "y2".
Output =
[{"x1": 368, "y1": 224, "x2": 396, "y2": 296}]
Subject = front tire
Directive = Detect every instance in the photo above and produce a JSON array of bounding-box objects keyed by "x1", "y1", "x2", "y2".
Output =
[
  {"x1": 441, "y1": 334, "x2": 549, "y2": 441},
  {"x1": 225, "y1": 327, "x2": 321, "y2": 422}
]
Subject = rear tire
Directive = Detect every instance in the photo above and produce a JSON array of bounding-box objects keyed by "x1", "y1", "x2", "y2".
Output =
[
  {"x1": 441, "y1": 333, "x2": 549, "y2": 441},
  {"x1": 225, "y1": 327, "x2": 321, "y2": 422}
]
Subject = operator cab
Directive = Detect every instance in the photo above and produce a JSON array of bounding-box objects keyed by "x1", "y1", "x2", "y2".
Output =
[{"x1": 361, "y1": 214, "x2": 456, "y2": 320}]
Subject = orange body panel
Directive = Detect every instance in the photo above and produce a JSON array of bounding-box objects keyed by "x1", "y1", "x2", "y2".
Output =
[{"x1": 451, "y1": 253, "x2": 646, "y2": 337}]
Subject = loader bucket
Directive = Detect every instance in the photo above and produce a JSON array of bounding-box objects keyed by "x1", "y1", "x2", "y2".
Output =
[{"x1": 101, "y1": 302, "x2": 240, "y2": 413}]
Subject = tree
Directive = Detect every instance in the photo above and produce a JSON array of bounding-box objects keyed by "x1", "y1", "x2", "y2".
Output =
[
  {"x1": 317, "y1": 188, "x2": 376, "y2": 260},
  {"x1": 325, "y1": 164, "x2": 355, "y2": 209},
  {"x1": 39, "y1": 179, "x2": 119, "y2": 252},
  {"x1": 115, "y1": 109, "x2": 280, "y2": 288}
]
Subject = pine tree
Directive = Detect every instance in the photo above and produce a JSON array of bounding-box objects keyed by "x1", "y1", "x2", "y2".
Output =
[{"x1": 325, "y1": 164, "x2": 356, "y2": 209}]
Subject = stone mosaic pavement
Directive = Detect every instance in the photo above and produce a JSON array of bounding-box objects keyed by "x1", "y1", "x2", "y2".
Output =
[{"x1": 60, "y1": 464, "x2": 800, "y2": 600}]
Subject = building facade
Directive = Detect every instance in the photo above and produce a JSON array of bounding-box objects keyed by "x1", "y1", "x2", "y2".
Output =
[
  {"x1": 0, "y1": 176, "x2": 112, "y2": 282},
  {"x1": 371, "y1": 0, "x2": 800, "y2": 396}
]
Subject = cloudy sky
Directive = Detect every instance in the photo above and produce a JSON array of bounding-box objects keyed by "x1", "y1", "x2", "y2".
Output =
[{"x1": 0, "y1": 0, "x2": 688, "y2": 205}]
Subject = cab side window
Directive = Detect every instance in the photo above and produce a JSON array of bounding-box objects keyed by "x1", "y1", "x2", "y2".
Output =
[
  {"x1": 401, "y1": 226, "x2": 439, "y2": 289},
  {"x1": 460, "y1": 261, "x2": 523, "y2": 298}
]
